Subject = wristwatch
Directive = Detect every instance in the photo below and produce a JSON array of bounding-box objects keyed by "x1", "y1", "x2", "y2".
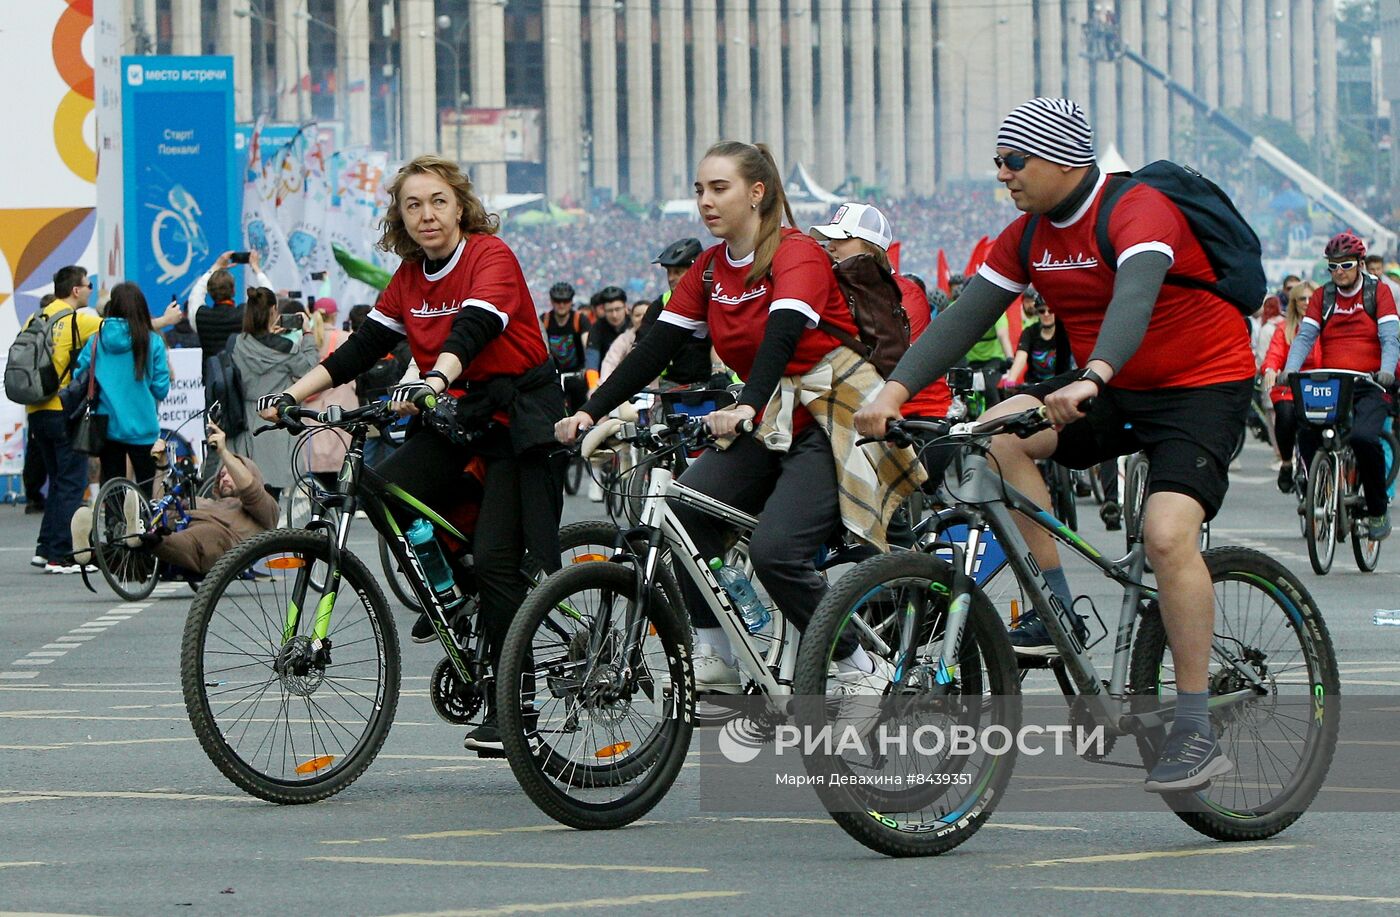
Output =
[
  {"x1": 1079, "y1": 367, "x2": 1107, "y2": 395},
  {"x1": 422, "y1": 370, "x2": 452, "y2": 392}
]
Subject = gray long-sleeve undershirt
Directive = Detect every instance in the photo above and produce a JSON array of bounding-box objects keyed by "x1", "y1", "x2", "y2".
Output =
[
  {"x1": 888, "y1": 251, "x2": 1172, "y2": 396},
  {"x1": 1284, "y1": 314, "x2": 1400, "y2": 376}
]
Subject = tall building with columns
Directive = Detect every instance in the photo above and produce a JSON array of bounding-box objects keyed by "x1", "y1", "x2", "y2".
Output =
[{"x1": 129, "y1": 0, "x2": 1346, "y2": 202}]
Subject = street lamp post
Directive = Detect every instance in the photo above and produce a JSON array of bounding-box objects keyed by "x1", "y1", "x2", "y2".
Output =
[
  {"x1": 236, "y1": 6, "x2": 308, "y2": 124},
  {"x1": 435, "y1": 14, "x2": 470, "y2": 166}
]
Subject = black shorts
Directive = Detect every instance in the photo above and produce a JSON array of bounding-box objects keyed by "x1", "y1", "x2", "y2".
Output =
[{"x1": 1022, "y1": 372, "x2": 1253, "y2": 521}]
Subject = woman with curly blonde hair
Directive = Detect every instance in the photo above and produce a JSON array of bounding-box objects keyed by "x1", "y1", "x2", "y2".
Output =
[{"x1": 256, "y1": 154, "x2": 565, "y2": 755}]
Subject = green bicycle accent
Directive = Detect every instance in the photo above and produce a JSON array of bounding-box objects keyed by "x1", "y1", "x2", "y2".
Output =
[
  {"x1": 283, "y1": 600, "x2": 300, "y2": 642},
  {"x1": 384, "y1": 484, "x2": 466, "y2": 543},
  {"x1": 313, "y1": 591, "x2": 337, "y2": 641}
]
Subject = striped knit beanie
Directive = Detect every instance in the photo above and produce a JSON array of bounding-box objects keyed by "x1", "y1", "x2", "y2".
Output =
[{"x1": 995, "y1": 98, "x2": 1096, "y2": 168}]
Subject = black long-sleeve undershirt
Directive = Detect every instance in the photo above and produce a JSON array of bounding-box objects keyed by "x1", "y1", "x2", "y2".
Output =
[
  {"x1": 735, "y1": 309, "x2": 807, "y2": 413},
  {"x1": 321, "y1": 306, "x2": 506, "y2": 388},
  {"x1": 581, "y1": 322, "x2": 689, "y2": 419}
]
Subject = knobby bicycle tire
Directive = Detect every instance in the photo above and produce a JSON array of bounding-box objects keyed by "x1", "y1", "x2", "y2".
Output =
[
  {"x1": 496, "y1": 561, "x2": 694, "y2": 830},
  {"x1": 92, "y1": 477, "x2": 159, "y2": 602},
  {"x1": 794, "y1": 551, "x2": 1021, "y2": 858},
  {"x1": 1128, "y1": 547, "x2": 1339, "y2": 841},
  {"x1": 181, "y1": 529, "x2": 400, "y2": 804}
]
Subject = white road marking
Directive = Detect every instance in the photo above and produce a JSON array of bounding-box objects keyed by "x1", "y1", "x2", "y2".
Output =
[
  {"x1": 1004, "y1": 843, "x2": 1298, "y2": 869},
  {"x1": 374, "y1": 891, "x2": 745, "y2": 916},
  {"x1": 12, "y1": 659, "x2": 54, "y2": 666},
  {"x1": 1034, "y1": 885, "x2": 1400, "y2": 905},
  {"x1": 307, "y1": 855, "x2": 708, "y2": 875},
  {"x1": 0, "y1": 672, "x2": 38, "y2": 680}
]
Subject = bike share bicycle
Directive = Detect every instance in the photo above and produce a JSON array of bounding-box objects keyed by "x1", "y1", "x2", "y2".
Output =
[
  {"x1": 1292, "y1": 369, "x2": 1394, "y2": 574},
  {"x1": 180, "y1": 397, "x2": 624, "y2": 803},
  {"x1": 791, "y1": 407, "x2": 1338, "y2": 857}
]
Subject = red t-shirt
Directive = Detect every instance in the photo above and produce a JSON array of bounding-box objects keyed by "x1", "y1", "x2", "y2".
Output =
[
  {"x1": 1302, "y1": 280, "x2": 1399, "y2": 372},
  {"x1": 980, "y1": 176, "x2": 1255, "y2": 390},
  {"x1": 658, "y1": 228, "x2": 857, "y2": 378},
  {"x1": 897, "y1": 274, "x2": 953, "y2": 417},
  {"x1": 370, "y1": 234, "x2": 548, "y2": 384}
]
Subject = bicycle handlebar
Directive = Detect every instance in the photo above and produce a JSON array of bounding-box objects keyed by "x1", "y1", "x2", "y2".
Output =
[
  {"x1": 254, "y1": 401, "x2": 396, "y2": 437},
  {"x1": 858, "y1": 399, "x2": 1096, "y2": 449}
]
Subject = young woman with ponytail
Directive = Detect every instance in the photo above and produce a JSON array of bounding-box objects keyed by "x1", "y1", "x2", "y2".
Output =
[{"x1": 554, "y1": 141, "x2": 893, "y2": 693}]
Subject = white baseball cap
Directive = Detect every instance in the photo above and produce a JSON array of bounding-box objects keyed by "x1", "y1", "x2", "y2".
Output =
[{"x1": 809, "y1": 203, "x2": 894, "y2": 251}]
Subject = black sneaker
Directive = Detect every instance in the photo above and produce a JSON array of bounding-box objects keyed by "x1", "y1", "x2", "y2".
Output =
[
  {"x1": 410, "y1": 612, "x2": 437, "y2": 644},
  {"x1": 1144, "y1": 729, "x2": 1233, "y2": 792},
  {"x1": 464, "y1": 714, "x2": 504, "y2": 757},
  {"x1": 1007, "y1": 610, "x2": 1089, "y2": 657},
  {"x1": 1276, "y1": 464, "x2": 1294, "y2": 494},
  {"x1": 1099, "y1": 500, "x2": 1122, "y2": 531}
]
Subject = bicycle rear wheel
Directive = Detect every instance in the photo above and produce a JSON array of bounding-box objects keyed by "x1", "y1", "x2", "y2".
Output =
[
  {"x1": 1304, "y1": 454, "x2": 1337, "y2": 575},
  {"x1": 497, "y1": 561, "x2": 693, "y2": 829},
  {"x1": 181, "y1": 529, "x2": 399, "y2": 804},
  {"x1": 1129, "y1": 547, "x2": 1339, "y2": 841},
  {"x1": 793, "y1": 551, "x2": 1020, "y2": 857},
  {"x1": 92, "y1": 478, "x2": 159, "y2": 601}
]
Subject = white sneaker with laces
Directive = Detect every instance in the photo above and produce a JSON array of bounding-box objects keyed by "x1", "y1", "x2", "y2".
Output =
[
  {"x1": 693, "y1": 643, "x2": 741, "y2": 693},
  {"x1": 587, "y1": 478, "x2": 604, "y2": 503},
  {"x1": 831, "y1": 656, "x2": 895, "y2": 739},
  {"x1": 30, "y1": 554, "x2": 47, "y2": 568}
]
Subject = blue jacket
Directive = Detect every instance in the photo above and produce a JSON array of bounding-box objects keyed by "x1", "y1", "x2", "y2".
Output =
[{"x1": 75, "y1": 318, "x2": 171, "y2": 445}]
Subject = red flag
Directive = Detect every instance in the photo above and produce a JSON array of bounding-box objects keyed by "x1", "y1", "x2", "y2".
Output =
[
  {"x1": 963, "y1": 235, "x2": 994, "y2": 276},
  {"x1": 936, "y1": 249, "x2": 950, "y2": 295},
  {"x1": 887, "y1": 241, "x2": 901, "y2": 274}
]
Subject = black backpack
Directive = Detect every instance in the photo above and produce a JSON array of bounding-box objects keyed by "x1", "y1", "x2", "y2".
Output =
[
  {"x1": 203, "y1": 339, "x2": 247, "y2": 437},
  {"x1": 5, "y1": 306, "x2": 77, "y2": 405},
  {"x1": 1320, "y1": 275, "x2": 1378, "y2": 326},
  {"x1": 1019, "y1": 161, "x2": 1267, "y2": 317},
  {"x1": 701, "y1": 250, "x2": 911, "y2": 378}
]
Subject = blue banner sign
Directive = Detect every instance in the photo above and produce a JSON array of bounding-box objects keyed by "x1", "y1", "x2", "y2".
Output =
[{"x1": 122, "y1": 56, "x2": 237, "y2": 309}]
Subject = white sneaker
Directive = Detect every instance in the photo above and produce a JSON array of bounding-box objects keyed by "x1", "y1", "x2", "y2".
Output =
[
  {"x1": 831, "y1": 656, "x2": 895, "y2": 739},
  {"x1": 693, "y1": 644, "x2": 742, "y2": 693},
  {"x1": 45, "y1": 562, "x2": 81, "y2": 575},
  {"x1": 70, "y1": 506, "x2": 94, "y2": 565},
  {"x1": 30, "y1": 554, "x2": 47, "y2": 568},
  {"x1": 122, "y1": 489, "x2": 145, "y2": 547},
  {"x1": 587, "y1": 479, "x2": 604, "y2": 503}
]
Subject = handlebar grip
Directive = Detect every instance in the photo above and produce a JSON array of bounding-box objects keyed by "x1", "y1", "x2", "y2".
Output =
[{"x1": 736, "y1": 418, "x2": 754, "y2": 435}]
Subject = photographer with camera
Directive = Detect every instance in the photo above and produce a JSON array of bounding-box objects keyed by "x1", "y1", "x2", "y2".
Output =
[
  {"x1": 188, "y1": 251, "x2": 275, "y2": 367},
  {"x1": 229, "y1": 288, "x2": 320, "y2": 498}
]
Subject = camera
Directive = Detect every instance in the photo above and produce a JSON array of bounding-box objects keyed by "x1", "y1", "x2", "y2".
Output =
[
  {"x1": 230, "y1": 251, "x2": 251, "y2": 264},
  {"x1": 280, "y1": 313, "x2": 304, "y2": 331}
]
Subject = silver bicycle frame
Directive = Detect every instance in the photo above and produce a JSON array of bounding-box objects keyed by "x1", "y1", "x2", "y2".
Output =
[{"x1": 635, "y1": 464, "x2": 798, "y2": 696}]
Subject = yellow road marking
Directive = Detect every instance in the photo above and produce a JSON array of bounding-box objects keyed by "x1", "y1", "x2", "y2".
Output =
[
  {"x1": 1034, "y1": 885, "x2": 1400, "y2": 905},
  {"x1": 375, "y1": 890, "x2": 743, "y2": 916},
  {"x1": 307, "y1": 855, "x2": 707, "y2": 874},
  {"x1": 0, "y1": 790, "x2": 257, "y2": 804},
  {"x1": 0, "y1": 796, "x2": 62, "y2": 805},
  {"x1": 1004, "y1": 843, "x2": 1298, "y2": 869}
]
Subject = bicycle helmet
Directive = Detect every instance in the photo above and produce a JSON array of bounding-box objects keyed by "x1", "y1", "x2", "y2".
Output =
[
  {"x1": 595, "y1": 285, "x2": 627, "y2": 304},
  {"x1": 1324, "y1": 231, "x2": 1366, "y2": 260},
  {"x1": 653, "y1": 237, "x2": 703, "y2": 267},
  {"x1": 548, "y1": 281, "x2": 576, "y2": 302},
  {"x1": 928, "y1": 289, "x2": 949, "y2": 313}
]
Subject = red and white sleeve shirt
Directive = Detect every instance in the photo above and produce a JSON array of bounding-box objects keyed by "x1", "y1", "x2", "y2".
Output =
[
  {"x1": 370, "y1": 233, "x2": 548, "y2": 385},
  {"x1": 980, "y1": 175, "x2": 1255, "y2": 390}
]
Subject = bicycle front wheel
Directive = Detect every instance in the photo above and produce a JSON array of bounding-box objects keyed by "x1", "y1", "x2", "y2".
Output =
[
  {"x1": 1129, "y1": 547, "x2": 1339, "y2": 841},
  {"x1": 1304, "y1": 454, "x2": 1337, "y2": 575},
  {"x1": 92, "y1": 477, "x2": 158, "y2": 601},
  {"x1": 497, "y1": 561, "x2": 693, "y2": 830},
  {"x1": 181, "y1": 529, "x2": 400, "y2": 804},
  {"x1": 794, "y1": 551, "x2": 1021, "y2": 857}
]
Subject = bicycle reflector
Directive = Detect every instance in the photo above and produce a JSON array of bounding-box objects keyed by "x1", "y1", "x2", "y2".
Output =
[
  {"x1": 571, "y1": 553, "x2": 608, "y2": 564},
  {"x1": 595, "y1": 742, "x2": 632, "y2": 759},
  {"x1": 294, "y1": 755, "x2": 335, "y2": 775},
  {"x1": 265, "y1": 556, "x2": 307, "y2": 570}
]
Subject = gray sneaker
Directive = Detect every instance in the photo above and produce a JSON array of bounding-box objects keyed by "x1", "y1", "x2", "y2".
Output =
[
  {"x1": 1368, "y1": 512, "x2": 1392, "y2": 541},
  {"x1": 1144, "y1": 730, "x2": 1233, "y2": 793}
]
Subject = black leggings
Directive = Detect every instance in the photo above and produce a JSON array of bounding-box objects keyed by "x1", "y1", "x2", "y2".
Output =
[
  {"x1": 99, "y1": 441, "x2": 157, "y2": 499},
  {"x1": 373, "y1": 424, "x2": 531, "y2": 670},
  {"x1": 1274, "y1": 399, "x2": 1299, "y2": 464}
]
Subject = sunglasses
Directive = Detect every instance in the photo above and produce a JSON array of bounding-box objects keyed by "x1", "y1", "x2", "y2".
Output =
[
  {"x1": 1327, "y1": 261, "x2": 1358, "y2": 272},
  {"x1": 1035, "y1": 307, "x2": 1051, "y2": 314},
  {"x1": 993, "y1": 151, "x2": 1036, "y2": 171}
]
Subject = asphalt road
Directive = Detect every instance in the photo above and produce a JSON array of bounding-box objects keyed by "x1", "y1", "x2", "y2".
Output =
[{"x1": 3, "y1": 438, "x2": 1400, "y2": 916}]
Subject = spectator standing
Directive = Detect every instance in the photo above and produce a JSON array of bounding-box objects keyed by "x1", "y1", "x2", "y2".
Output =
[
  {"x1": 188, "y1": 251, "x2": 275, "y2": 368},
  {"x1": 229, "y1": 287, "x2": 320, "y2": 498},
  {"x1": 27, "y1": 266, "x2": 102, "y2": 573},
  {"x1": 72, "y1": 283, "x2": 171, "y2": 498}
]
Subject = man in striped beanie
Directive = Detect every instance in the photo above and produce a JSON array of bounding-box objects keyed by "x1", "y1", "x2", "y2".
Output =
[{"x1": 857, "y1": 96, "x2": 1258, "y2": 797}]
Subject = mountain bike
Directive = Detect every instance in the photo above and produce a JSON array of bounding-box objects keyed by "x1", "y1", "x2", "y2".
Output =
[
  {"x1": 794, "y1": 410, "x2": 1338, "y2": 857},
  {"x1": 180, "y1": 400, "x2": 620, "y2": 804},
  {"x1": 1292, "y1": 369, "x2": 1388, "y2": 574},
  {"x1": 494, "y1": 413, "x2": 829, "y2": 830}
]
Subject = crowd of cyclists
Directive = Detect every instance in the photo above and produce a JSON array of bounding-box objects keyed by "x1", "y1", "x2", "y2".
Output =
[{"x1": 227, "y1": 95, "x2": 1393, "y2": 797}]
